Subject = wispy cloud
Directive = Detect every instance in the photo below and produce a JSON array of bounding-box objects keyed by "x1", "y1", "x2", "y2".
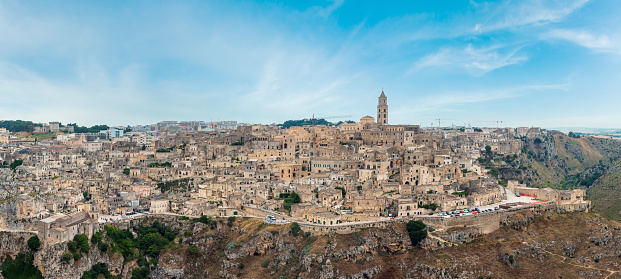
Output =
[
  {"x1": 311, "y1": 0, "x2": 344, "y2": 17},
  {"x1": 409, "y1": 43, "x2": 528, "y2": 76},
  {"x1": 543, "y1": 29, "x2": 620, "y2": 53},
  {"x1": 474, "y1": 0, "x2": 590, "y2": 32},
  {"x1": 391, "y1": 83, "x2": 570, "y2": 125}
]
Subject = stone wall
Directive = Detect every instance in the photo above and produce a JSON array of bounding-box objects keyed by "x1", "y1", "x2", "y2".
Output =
[{"x1": 299, "y1": 201, "x2": 586, "y2": 236}]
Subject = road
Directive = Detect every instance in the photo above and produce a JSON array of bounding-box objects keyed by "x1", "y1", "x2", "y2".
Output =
[
  {"x1": 476, "y1": 187, "x2": 538, "y2": 211},
  {"x1": 0, "y1": 228, "x2": 38, "y2": 234}
]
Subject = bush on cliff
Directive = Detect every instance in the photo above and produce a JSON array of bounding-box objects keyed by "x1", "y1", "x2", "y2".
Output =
[
  {"x1": 73, "y1": 234, "x2": 90, "y2": 253},
  {"x1": 61, "y1": 252, "x2": 73, "y2": 262},
  {"x1": 1, "y1": 252, "x2": 43, "y2": 279},
  {"x1": 27, "y1": 236, "x2": 40, "y2": 251},
  {"x1": 406, "y1": 220, "x2": 428, "y2": 246},
  {"x1": 105, "y1": 221, "x2": 176, "y2": 261},
  {"x1": 290, "y1": 222, "x2": 301, "y2": 237},
  {"x1": 81, "y1": 263, "x2": 119, "y2": 279}
]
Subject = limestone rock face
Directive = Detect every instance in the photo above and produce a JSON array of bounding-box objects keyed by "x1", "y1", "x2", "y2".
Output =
[
  {"x1": 563, "y1": 243, "x2": 576, "y2": 258},
  {"x1": 436, "y1": 227, "x2": 482, "y2": 243},
  {"x1": 0, "y1": 232, "x2": 30, "y2": 258},
  {"x1": 34, "y1": 243, "x2": 124, "y2": 279},
  {"x1": 500, "y1": 252, "x2": 518, "y2": 268},
  {"x1": 0, "y1": 212, "x2": 617, "y2": 279}
]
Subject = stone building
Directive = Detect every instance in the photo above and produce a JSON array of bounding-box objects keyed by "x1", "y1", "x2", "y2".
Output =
[
  {"x1": 150, "y1": 199, "x2": 170, "y2": 214},
  {"x1": 38, "y1": 211, "x2": 98, "y2": 243}
]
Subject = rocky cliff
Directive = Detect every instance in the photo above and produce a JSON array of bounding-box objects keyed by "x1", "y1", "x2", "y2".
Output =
[{"x1": 0, "y1": 212, "x2": 620, "y2": 278}]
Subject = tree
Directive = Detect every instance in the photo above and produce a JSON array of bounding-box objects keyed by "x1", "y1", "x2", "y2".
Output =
[
  {"x1": 82, "y1": 263, "x2": 115, "y2": 279},
  {"x1": 290, "y1": 191, "x2": 301, "y2": 203},
  {"x1": 405, "y1": 220, "x2": 427, "y2": 246},
  {"x1": 10, "y1": 160, "x2": 23, "y2": 171},
  {"x1": 73, "y1": 234, "x2": 89, "y2": 253},
  {"x1": 1, "y1": 253, "x2": 43, "y2": 279},
  {"x1": 67, "y1": 241, "x2": 77, "y2": 252},
  {"x1": 485, "y1": 145, "x2": 492, "y2": 155},
  {"x1": 290, "y1": 222, "x2": 301, "y2": 237},
  {"x1": 0, "y1": 120, "x2": 40, "y2": 133},
  {"x1": 123, "y1": 168, "x2": 130, "y2": 175},
  {"x1": 27, "y1": 236, "x2": 40, "y2": 251},
  {"x1": 409, "y1": 230, "x2": 428, "y2": 246},
  {"x1": 187, "y1": 245, "x2": 201, "y2": 257},
  {"x1": 61, "y1": 252, "x2": 73, "y2": 262}
]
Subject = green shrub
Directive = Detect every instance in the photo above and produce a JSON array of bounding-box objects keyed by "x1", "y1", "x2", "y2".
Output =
[
  {"x1": 187, "y1": 245, "x2": 201, "y2": 257},
  {"x1": 73, "y1": 234, "x2": 90, "y2": 253},
  {"x1": 261, "y1": 259, "x2": 270, "y2": 268},
  {"x1": 131, "y1": 267, "x2": 149, "y2": 279},
  {"x1": 290, "y1": 222, "x2": 301, "y2": 237},
  {"x1": 406, "y1": 220, "x2": 427, "y2": 246},
  {"x1": 72, "y1": 252, "x2": 81, "y2": 261},
  {"x1": 67, "y1": 241, "x2": 77, "y2": 252},
  {"x1": 226, "y1": 242, "x2": 237, "y2": 250},
  {"x1": 98, "y1": 242, "x2": 109, "y2": 252},
  {"x1": 81, "y1": 263, "x2": 115, "y2": 279},
  {"x1": 238, "y1": 263, "x2": 244, "y2": 269},
  {"x1": 91, "y1": 231, "x2": 103, "y2": 245},
  {"x1": 27, "y1": 236, "x2": 40, "y2": 251},
  {"x1": 61, "y1": 252, "x2": 73, "y2": 262},
  {"x1": 1, "y1": 253, "x2": 43, "y2": 278}
]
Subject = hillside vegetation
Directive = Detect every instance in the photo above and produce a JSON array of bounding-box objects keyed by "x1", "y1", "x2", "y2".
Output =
[
  {"x1": 479, "y1": 131, "x2": 621, "y2": 220},
  {"x1": 491, "y1": 131, "x2": 621, "y2": 221}
]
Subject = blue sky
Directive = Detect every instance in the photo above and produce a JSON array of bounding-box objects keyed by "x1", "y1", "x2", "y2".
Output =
[{"x1": 1, "y1": 0, "x2": 620, "y2": 128}]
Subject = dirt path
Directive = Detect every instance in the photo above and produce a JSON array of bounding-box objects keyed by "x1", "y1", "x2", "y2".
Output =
[{"x1": 522, "y1": 241, "x2": 617, "y2": 278}]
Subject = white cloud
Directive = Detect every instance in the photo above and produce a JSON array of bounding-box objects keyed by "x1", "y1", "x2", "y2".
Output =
[
  {"x1": 474, "y1": 0, "x2": 591, "y2": 32},
  {"x1": 543, "y1": 29, "x2": 619, "y2": 53},
  {"x1": 409, "y1": 43, "x2": 528, "y2": 76},
  {"x1": 312, "y1": 0, "x2": 344, "y2": 17}
]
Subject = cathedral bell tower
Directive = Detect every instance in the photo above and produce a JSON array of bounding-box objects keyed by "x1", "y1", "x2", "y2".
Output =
[{"x1": 377, "y1": 90, "x2": 388, "y2": 125}]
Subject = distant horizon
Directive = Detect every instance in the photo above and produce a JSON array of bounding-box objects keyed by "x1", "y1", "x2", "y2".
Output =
[{"x1": 4, "y1": 118, "x2": 621, "y2": 132}]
